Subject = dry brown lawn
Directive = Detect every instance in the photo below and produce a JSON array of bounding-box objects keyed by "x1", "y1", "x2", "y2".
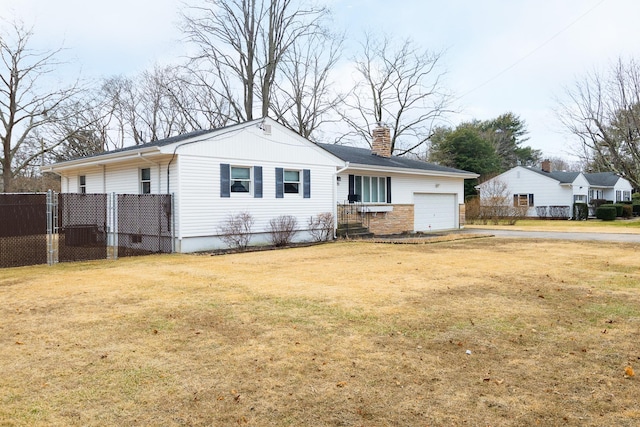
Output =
[{"x1": 1, "y1": 238, "x2": 640, "y2": 426}]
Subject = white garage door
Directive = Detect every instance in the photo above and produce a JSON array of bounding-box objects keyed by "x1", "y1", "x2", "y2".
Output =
[{"x1": 414, "y1": 193, "x2": 456, "y2": 231}]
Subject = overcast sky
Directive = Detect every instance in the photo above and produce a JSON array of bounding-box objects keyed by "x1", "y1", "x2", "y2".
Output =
[{"x1": 2, "y1": 0, "x2": 639, "y2": 161}]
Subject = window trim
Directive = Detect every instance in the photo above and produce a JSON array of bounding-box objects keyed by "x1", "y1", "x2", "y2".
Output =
[
  {"x1": 283, "y1": 169, "x2": 301, "y2": 194},
  {"x1": 350, "y1": 175, "x2": 390, "y2": 204},
  {"x1": 140, "y1": 168, "x2": 151, "y2": 194},
  {"x1": 230, "y1": 166, "x2": 252, "y2": 194},
  {"x1": 513, "y1": 193, "x2": 534, "y2": 207},
  {"x1": 79, "y1": 175, "x2": 86, "y2": 194}
]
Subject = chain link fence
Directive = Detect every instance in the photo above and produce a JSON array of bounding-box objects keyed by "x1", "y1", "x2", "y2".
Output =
[
  {"x1": 0, "y1": 192, "x2": 173, "y2": 268},
  {"x1": 0, "y1": 193, "x2": 48, "y2": 268},
  {"x1": 116, "y1": 194, "x2": 173, "y2": 257},
  {"x1": 58, "y1": 193, "x2": 109, "y2": 262}
]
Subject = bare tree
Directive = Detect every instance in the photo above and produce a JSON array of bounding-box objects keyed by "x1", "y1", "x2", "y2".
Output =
[
  {"x1": 558, "y1": 57, "x2": 640, "y2": 188},
  {"x1": 181, "y1": 0, "x2": 328, "y2": 122},
  {"x1": 271, "y1": 31, "x2": 344, "y2": 140},
  {"x1": 97, "y1": 65, "x2": 231, "y2": 150},
  {"x1": 338, "y1": 34, "x2": 453, "y2": 156},
  {"x1": 0, "y1": 21, "x2": 84, "y2": 192}
]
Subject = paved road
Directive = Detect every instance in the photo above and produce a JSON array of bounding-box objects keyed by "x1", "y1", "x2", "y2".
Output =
[{"x1": 458, "y1": 228, "x2": 640, "y2": 243}]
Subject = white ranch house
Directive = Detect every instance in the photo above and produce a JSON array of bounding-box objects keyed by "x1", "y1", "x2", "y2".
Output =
[
  {"x1": 477, "y1": 161, "x2": 633, "y2": 217},
  {"x1": 44, "y1": 118, "x2": 477, "y2": 252}
]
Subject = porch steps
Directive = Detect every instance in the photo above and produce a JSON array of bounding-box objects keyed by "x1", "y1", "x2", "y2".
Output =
[{"x1": 337, "y1": 223, "x2": 374, "y2": 239}]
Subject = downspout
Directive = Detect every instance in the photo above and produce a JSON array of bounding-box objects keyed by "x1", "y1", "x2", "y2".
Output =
[
  {"x1": 333, "y1": 162, "x2": 350, "y2": 238},
  {"x1": 102, "y1": 165, "x2": 106, "y2": 193}
]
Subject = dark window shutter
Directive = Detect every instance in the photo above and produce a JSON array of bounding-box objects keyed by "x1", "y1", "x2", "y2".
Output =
[
  {"x1": 254, "y1": 166, "x2": 263, "y2": 198},
  {"x1": 386, "y1": 177, "x2": 392, "y2": 203},
  {"x1": 348, "y1": 174, "x2": 355, "y2": 199},
  {"x1": 275, "y1": 168, "x2": 284, "y2": 198},
  {"x1": 529, "y1": 194, "x2": 534, "y2": 206},
  {"x1": 513, "y1": 195, "x2": 518, "y2": 207},
  {"x1": 220, "y1": 163, "x2": 230, "y2": 198},
  {"x1": 303, "y1": 169, "x2": 311, "y2": 198}
]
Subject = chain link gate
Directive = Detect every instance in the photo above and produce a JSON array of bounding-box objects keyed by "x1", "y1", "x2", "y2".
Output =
[{"x1": 58, "y1": 193, "x2": 108, "y2": 263}]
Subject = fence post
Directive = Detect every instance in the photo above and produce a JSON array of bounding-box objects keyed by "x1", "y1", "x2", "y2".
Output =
[
  {"x1": 46, "y1": 190, "x2": 59, "y2": 265},
  {"x1": 107, "y1": 192, "x2": 118, "y2": 260},
  {"x1": 171, "y1": 193, "x2": 176, "y2": 253}
]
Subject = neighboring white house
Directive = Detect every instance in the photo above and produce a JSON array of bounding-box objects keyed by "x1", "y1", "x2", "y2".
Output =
[
  {"x1": 477, "y1": 160, "x2": 633, "y2": 218},
  {"x1": 43, "y1": 118, "x2": 477, "y2": 252}
]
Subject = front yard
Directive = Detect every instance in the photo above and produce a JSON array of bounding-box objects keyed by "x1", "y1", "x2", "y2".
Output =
[{"x1": 1, "y1": 239, "x2": 639, "y2": 426}]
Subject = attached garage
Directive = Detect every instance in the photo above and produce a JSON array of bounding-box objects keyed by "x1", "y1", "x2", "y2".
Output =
[{"x1": 414, "y1": 193, "x2": 457, "y2": 231}]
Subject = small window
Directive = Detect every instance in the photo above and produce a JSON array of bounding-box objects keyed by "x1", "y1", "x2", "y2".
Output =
[
  {"x1": 623, "y1": 191, "x2": 631, "y2": 201},
  {"x1": 514, "y1": 193, "x2": 534, "y2": 207},
  {"x1": 79, "y1": 175, "x2": 86, "y2": 194},
  {"x1": 284, "y1": 170, "x2": 300, "y2": 194},
  {"x1": 231, "y1": 167, "x2": 251, "y2": 193},
  {"x1": 140, "y1": 168, "x2": 151, "y2": 194}
]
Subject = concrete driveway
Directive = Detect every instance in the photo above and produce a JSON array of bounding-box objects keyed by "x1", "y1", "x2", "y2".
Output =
[{"x1": 459, "y1": 228, "x2": 640, "y2": 243}]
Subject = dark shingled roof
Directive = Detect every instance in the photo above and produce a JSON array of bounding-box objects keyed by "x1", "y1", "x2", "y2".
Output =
[
  {"x1": 527, "y1": 168, "x2": 580, "y2": 183},
  {"x1": 584, "y1": 172, "x2": 621, "y2": 187},
  {"x1": 316, "y1": 143, "x2": 474, "y2": 175},
  {"x1": 527, "y1": 167, "x2": 621, "y2": 187}
]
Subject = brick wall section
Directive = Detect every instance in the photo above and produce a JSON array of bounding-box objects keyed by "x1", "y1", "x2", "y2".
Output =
[
  {"x1": 459, "y1": 203, "x2": 466, "y2": 227},
  {"x1": 367, "y1": 204, "x2": 414, "y2": 235}
]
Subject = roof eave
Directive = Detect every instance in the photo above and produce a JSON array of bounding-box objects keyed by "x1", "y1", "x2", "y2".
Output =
[
  {"x1": 344, "y1": 163, "x2": 478, "y2": 179},
  {"x1": 42, "y1": 146, "x2": 162, "y2": 173}
]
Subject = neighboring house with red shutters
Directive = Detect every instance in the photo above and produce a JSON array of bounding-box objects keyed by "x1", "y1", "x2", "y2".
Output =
[{"x1": 43, "y1": 118, "x2": 477, "y2": 251}]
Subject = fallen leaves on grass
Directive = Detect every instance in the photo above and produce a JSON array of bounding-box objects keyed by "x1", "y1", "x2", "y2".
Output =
[{"x1": 625, "y1": 366, "x2": 635, "y2": 378}]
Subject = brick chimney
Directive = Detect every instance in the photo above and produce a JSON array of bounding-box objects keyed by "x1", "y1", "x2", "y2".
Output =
[
  {"x1": 541, "y1": 159, "x2": 551, "y2": 173},
  {"x1": 371, "y1": 124, "x2": 392, "y2": 158}
]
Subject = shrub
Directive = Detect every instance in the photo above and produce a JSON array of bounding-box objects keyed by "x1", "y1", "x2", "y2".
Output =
[
  {"x1": 535, "y1": 206, "x2": 548, "y2": 219},
  {"x1": 573, "y1": 203, "x2": 588, "y2": 220},
  {"x1": 632, "y1": 192, "x2": 640, "y2": 201},
  {"x1": 602, "y1": 203, "x2": 624, "y2": 217},
  {"x1": 308, "y1": 212, "x2": 335, "y2": 242},
  {"x1": 505, "y1": 205, "x2": 529, "y2": 225},
  {"x1": 621, "y1": 204, "x2": 633, "y2": 218},
  {"x1": 596, "y1": 206, "x2": 617, "y2": 221},
  {"x1": 267, "y1": 215, "x2": 298, "y2": 247},
  {"x1": 589, "y1": 198, "x2": 608, "y2": 209},
  {"x1": 549, "y1": 206, "x2": 570, "y2": 219},
  {"x1": 218, "y1": 211, "x2": 255, "y2": 249},
  {"x1": 464, "y1": 196, "x2": 481, "y2": 223},
  {"x1": 633, "y1": 204, "x2": 640, "y2": 216},
  {"x1": 614, "y1": 204, "x2": 624, "y2": 216}
]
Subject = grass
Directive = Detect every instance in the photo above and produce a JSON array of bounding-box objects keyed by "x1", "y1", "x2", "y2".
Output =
[{"x1": 1, "y1": 239, "x2": 640, "y2": 426}]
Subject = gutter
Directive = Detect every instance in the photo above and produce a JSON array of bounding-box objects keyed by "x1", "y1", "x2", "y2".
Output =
[
  {"x1": 42, "y1": 147, "x2": 162, "y2": 173},
  {"x1": 344, "y1": 163, "x2": 479, "y2": 179}
]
